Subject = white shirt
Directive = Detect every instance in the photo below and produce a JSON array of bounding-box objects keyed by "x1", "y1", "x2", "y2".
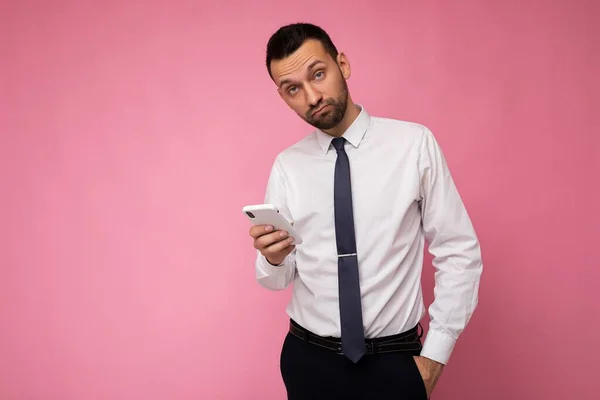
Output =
[{"x1": 255, "y1": 105, "x2": 482, "y2": 365}]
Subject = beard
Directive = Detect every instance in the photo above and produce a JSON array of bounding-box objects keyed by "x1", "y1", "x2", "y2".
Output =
[{"x1": 303, "y1": 78, "x2": 349, "y2": 131}]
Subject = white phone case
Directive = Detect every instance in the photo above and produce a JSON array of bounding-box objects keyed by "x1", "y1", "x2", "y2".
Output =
[{"x1": 242, "y1": 204, "x2": 303, "y2": 245}]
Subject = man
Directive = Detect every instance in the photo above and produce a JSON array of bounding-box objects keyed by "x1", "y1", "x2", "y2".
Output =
[{"x1": 249, "y1": 22, "x2": 483, "y2": 400}]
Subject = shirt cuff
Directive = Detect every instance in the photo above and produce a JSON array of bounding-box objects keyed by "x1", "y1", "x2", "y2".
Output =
[
  {"x1": 420, "y1": 328, "x2": 457, "y2": 365},
  {"x1": 256, "y1": 254, "x2": 293, "y2": 289}
]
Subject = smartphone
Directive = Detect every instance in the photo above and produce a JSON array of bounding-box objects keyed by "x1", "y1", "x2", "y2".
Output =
[{"x1": 242, "y1": 203, "x2": 303, "y2": 245}]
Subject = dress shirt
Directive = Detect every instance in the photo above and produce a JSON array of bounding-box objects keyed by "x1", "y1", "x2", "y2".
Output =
[{"x1": 255, "y1": 105, "x2": 482, "y2": 365}]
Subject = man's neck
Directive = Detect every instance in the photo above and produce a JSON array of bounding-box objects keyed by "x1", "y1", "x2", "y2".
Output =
[{"x1": 324, "y1": 102, "x2": 361, "y2": 138}]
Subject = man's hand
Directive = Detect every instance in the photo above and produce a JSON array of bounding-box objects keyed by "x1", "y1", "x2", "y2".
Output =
[
  {"x1": 413, "y1": 356, "x2": 444, "y2": 398},
  {"x1": 249, "y1": 224, "x2": 295, "y2": 265}
]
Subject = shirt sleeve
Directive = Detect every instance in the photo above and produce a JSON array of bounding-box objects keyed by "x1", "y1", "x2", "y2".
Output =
[
  {"x1": 255, "y1": 156, "x2": 297, "y2": 291},
  {"x1": 417, "y1": 127, "x2": 483, "y2": 365}
]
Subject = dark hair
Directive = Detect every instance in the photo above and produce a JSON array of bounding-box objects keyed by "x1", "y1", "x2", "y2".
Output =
[{"x1": 265, "y1": 23, "x2": 339, "y2": 80}]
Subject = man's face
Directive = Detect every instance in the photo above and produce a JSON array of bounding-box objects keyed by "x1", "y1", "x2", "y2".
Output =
[{"x1": 270, "y1": 39, "x2": 350, "y2": 131}]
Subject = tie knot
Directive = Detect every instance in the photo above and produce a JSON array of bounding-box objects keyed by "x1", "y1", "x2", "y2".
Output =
[{"x1": 332, "y1": 137, "x2": 346, "y2": 151}]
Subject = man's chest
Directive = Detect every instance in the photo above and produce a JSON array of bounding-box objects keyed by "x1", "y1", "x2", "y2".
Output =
[{"x1": 283, "y1": 148, "x2": 422, "y2": 232}]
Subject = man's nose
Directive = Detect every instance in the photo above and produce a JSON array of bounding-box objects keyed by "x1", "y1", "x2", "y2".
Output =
[{"x1": 305, "y1": 84, "x2": 322, "y2": 107}]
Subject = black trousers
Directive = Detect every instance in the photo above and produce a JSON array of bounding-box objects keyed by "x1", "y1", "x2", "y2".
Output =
[{"x1": 280, "y1": 329, "x2": 429, "y2": 400}]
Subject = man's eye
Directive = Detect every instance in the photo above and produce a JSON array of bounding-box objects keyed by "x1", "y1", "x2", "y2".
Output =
[
  {"x1": 288, "y1": 87, "x2": 298, "y2": 94},
  {"x1": 315, "y1": 71, "x2": 324, "y2": 79}
]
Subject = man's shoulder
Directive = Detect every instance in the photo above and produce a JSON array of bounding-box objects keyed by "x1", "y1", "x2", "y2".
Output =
[
  {"x1": 274, "y1": 131, "x2": 321, "y2": 161},
  {"x1": 272, "y1": 115, "x2": 434, "y2": 167},
  {"x1": 370, "y1": 115, "x2": 430, "y2": 138}
]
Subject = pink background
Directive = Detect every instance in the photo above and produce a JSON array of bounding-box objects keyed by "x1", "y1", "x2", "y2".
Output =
[{"x1": 1, "y1": 0, "x2": 598, "y2": 399}]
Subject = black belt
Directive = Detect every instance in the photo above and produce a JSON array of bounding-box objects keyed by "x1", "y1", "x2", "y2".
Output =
[{"x1": 289, "y1": 319, "x2": 423, "y2": 356}]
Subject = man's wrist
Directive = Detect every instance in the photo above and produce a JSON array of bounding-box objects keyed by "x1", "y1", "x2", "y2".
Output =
[
  {"x1": 421, "y1": 356, "x2": 444, "y2": 367},
  {"x1": 266, "y1": 257, "x2": 282, "y2": 266}
]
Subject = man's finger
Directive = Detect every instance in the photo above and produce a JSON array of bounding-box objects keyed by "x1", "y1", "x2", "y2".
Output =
[
  {"x1": 255, "y1": 231, "x2": 288, "y2": 249},
  {"x1": 264, "y1": 237, "x2": 295, "y2": 254},
  {"x1": 249, "y1": 224, "x2": 274, "y2": 238}
]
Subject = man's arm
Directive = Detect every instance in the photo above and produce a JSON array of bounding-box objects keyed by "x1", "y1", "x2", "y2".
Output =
[
  {"x1": 417, "y1": 126, "x2": 483, "y2": 365},
  {"x1": 255, "y1": 156, "x2": 297, "y2": 290}
]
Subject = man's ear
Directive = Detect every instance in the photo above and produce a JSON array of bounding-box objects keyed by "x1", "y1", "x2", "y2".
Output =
[{"x1": 337, "y1": 52, "x2": 351, "y2": 80}]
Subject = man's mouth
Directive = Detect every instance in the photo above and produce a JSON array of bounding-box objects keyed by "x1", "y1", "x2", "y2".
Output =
[{"x1": 313, "y1": 104, "x2": 330, "y2": 116}]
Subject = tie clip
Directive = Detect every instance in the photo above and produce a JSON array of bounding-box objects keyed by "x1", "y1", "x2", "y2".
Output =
[{"x1": 337, "y1": 253, "x2": 357, "y2": 258}]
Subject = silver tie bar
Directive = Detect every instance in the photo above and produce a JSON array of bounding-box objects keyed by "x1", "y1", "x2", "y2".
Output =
[{"x1": 338, "y1": 253, "x2": 357, "y2": 258}]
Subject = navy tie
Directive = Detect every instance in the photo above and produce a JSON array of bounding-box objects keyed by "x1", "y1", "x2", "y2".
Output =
[{"x1": 331, "y1": 137, "x2": 365, "y2": 363}]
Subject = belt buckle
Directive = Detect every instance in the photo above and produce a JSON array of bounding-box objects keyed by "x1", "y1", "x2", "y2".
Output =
[{"x1": 365, "y1": 341, "x2": 376, "y2": 356}]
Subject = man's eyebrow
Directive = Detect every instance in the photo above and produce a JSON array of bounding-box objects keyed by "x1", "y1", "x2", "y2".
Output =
[
  {"x1": 307, "y1": 59, "x2": 326, "y2": 70},
  {"x1": 278, "y1": 59, "x2": 327, "y2": 88}
]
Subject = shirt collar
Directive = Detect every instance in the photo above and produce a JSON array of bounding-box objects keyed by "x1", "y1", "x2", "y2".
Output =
[{"x1": 316, "y1": 105, "x2": 371, "y2": 154}]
